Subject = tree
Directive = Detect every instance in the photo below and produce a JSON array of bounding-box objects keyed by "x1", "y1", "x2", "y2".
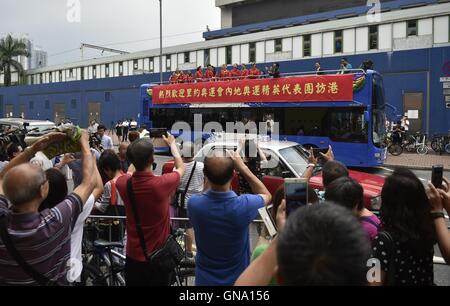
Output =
[{"x1": 0, "y1": 35, "x2": 29, "y2": 87}]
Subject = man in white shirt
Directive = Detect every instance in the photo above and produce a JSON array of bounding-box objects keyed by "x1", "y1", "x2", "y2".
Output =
[
  {"x1": 130, "y1": 119, "x2": 138, "y2": 131},
  {"x1": 88, "y1": 120, "x2": 99, "y2": 135},
  {"x1": 97, "y1": 124, "x2": 114, "y2": 150}
]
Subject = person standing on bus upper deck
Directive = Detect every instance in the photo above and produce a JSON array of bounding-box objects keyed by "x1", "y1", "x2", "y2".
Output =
[
  {"x1": 205, "y1": 64, "x2": 215, "y2": 81},
  {"x1": 169, "y1": 71, "x2": 178, "y2": 84},
  {"x1": 195, "y1": 66, "x2": 204, "y2": 82},
  {"x1": 241, "y1": 64, "x2": 249, "y2": 79},
  {"x1": 185, "y1": 71, "x2": 194, "y2": 83},
  {"x1": 219, "y1": 64, "x2": 231, "y2": 81},
  {"x1": 231, "y1": 64, "x2": 241, "y2": 80},
  {"x1": 315, "y1": 62, "x2": 324, "y2": 75},
  {"x1": 339, "y1": 58, "x2": 353, "y2": 74},
  {"x1": 249, "y1": 63, "x2": 262, "y2": 79},
  {"x1": 266, "y1": 63, "x2": 280, "y2": 78}
]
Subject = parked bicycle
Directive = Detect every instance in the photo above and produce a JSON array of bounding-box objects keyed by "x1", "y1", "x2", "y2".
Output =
[
  {"x1": 404, "y1": 132, "x2": 429, "y2": 155},
  {"x1": 431, "y1": 132, "x2": 450, "y2": 155}
]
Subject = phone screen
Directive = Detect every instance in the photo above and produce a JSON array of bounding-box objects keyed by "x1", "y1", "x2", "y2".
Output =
[
  {"x1": 285, "y1": 179, "x2": 308, "y2": 217},
  {"x1": 149, "y1": 128, "x2": 167, "y2": 138},
  {"x1": 432, "y1": 165, "x2": 444, "y2": 189}
]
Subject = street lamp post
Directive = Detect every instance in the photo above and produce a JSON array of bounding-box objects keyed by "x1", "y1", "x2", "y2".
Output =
[{"x1": 159, "y1": 0, "x2": 163, "y2": 84}]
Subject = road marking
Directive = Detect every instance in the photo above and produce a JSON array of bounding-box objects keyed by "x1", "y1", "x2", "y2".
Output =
[{"x1": 378, "y1": 166, "x2": 394, "y2": 172}]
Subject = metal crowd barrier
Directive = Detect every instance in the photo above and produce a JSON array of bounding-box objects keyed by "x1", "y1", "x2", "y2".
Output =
[{"x1": 85, "y1": 215, "x2": 447, "y2": 266}]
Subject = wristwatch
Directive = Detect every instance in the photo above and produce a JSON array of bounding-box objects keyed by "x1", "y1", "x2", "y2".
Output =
[
  {"x1": 431, "y1": 211, "x2": 445, "y2": 220},
  {"x1": 307, "y1": 163, "x2": 316, "y2": 168}
]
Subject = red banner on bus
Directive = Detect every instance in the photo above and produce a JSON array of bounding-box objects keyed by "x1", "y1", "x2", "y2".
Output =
[{"x1": 152, "y1": 74, "x2": 354, "y2": 104}]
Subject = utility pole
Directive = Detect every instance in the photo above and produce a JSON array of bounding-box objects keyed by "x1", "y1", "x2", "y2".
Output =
[{"x1": 159, "y1": 0, "x2": 163, "y2": 84}]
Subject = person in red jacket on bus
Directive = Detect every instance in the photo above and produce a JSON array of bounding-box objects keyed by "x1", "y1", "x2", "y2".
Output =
[
  {"x1": 240, "y1": 64, "x2": 249, "y2": 79},
  {"x1": 249, "y1": 63, "x2": 261, "y2": 79},
  {"x1": 195, "y1": 66, "x2": 204, "y2": 82},
  {"x1": 204, "y1": 65, "x2": 215, "y2": 81},
  {"x1": 177, "y1": 71, "x2": 184, "y2": 83},
  {"x1": 185, "y1": 71, "x2": 194, "y2": 83},
  {"x1": 218, "y1": 64, "x2": 231, "y2": 81},
  {"x1": 230, "y1": 64, "x2": 241, "y2": 80},
  {"x1": 169, "y1": 71, "x2": 178, "y2": 84}
]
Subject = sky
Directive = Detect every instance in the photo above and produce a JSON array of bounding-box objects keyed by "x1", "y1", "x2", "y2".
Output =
[{"x1": 0, "y1": 0, "x2": 221, "y2": 66}]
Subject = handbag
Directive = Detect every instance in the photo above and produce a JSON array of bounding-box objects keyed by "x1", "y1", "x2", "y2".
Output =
[
  {"x1": 0, "y1": 211, "x2": 58, "y2": 286},
  {"x1": 126, "y1": 178, "x2": 184, "y2": 274},
  {"x1": 172, "y1": 162, "x2": 197, "y2": 209}
]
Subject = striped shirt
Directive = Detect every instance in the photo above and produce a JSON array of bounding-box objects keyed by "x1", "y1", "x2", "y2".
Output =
[
  {"x1": 175, "y1": 161, "x2": 204, "y2": 208},
  {"x1": 0, "y1": 194, "x2": 82, "y2": 285}
]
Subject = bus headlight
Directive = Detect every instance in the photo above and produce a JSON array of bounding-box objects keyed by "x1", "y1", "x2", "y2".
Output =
[
  {"x1": 370, "y1": 196, "x2": 382, "y2": 210},
  {"x1": 374, "y1": 153, "x2": 381, "y2": 158}
]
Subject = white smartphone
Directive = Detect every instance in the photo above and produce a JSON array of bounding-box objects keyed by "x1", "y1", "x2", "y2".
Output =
[{"x1": 258, "y1": 204, "x2": 278, "y2": 238}]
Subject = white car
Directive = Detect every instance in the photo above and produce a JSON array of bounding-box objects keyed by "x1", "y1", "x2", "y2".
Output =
[{"x1": 0, "y1": 118, "x2": 56, "y2": 146}]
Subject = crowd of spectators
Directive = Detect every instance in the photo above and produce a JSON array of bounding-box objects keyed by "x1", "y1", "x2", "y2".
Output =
[{"x1": 0, "y1": 123, "x2": 449, "y2": 287}]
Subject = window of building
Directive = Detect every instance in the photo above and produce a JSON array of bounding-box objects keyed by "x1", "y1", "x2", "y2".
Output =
[
  {"x1": 119, "y1": 62, "x2": 123, "y2": 76},
  {"x1": 71, "y1": 99, "x2": 77, "y2": 109},
  {"x1": 133, "y1": 59, "x2": 138, "y2": 70},
  {"x1": 45, "y1": 100, "x2": 50, "y2": 109},
  {"x1": 105, "y1": 92, "x2": 111, "y2": 102},
  {"x1": 29, "y1": 101, "x2": 34, "y2": 110},
  {"x1": 39, "y1": 73, "x2": 43, "y2": 84},
  {"x1": 203, "y1": 49, "x2": 210, "y2": 66},
  {"x1": 407, "y1": 20, "x2": 418, "y2": 36},
  {"x1": 149, "y1": 57, "x2": 155, "y2": 72},
  {"x1": 69, "y1": 69, "x2": 74, "y2": 78},
  {"x1": 49, "y1": 72, "x2": 52, "y2": 83},
  {"x1": 303, "y1": 35, "x2": 311, "y2": 57},
  {"x1": 249, "y1": 42, "x2": 256, "y2": 63},
  {"x1": 275, "y1": 38, "x2": 282, "y2": 52},
  {"x1": 59, "y1": 70, "x2": 63, "y2": 82},
  {"x1": 80, "y1": 68, "x2": 85, "y2": 80},
  {"x1": 93, "y1": 66, "x2": 97, "y2": 79},
  {"x1": 334, "y1": 30, "x2": 343, "y2": 53},
  {"x1": 184, "y1": 52, "x2": 190, "y2": 63},
  {"x1": 166, "y1": 56, "x2": 171, "y2": 71},
  {"x1": 226, "y1": 46, "x2": 232, "y2": 65},
  {"x1": 105, "y1": 64, "x2": 110, "y2": 77},
  {"x1": 369, "y1": 25, "x2": 378, "y2": 50}
]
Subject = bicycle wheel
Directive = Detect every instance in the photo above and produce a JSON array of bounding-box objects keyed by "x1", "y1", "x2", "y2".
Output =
[
  {"x1": 417, "y1": 146, "x2": 428, "y2": 155},
  {"x1": 388, "y1": 144, "x2": 403, "y2": 156},
  {"x1": 445, "y1": 143, "x2": 450, "y2": 154},
  {"x1": 431, "y1": 139, "x2": 440, "y2": 152}
]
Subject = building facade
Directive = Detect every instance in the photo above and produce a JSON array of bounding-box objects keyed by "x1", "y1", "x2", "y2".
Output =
[{"x1": 0, "y1": 0, "x2": 449, "y2": 133}]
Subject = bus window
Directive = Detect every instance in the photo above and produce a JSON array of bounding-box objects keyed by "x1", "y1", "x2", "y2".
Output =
[
  {"x1": 282, "y1": 108, "x2": 328, "y2": 136},
  {"x1": 329, "y1": 109, "x2": 368, "y2": 143}
]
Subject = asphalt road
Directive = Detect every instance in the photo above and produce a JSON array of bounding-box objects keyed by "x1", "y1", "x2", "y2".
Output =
[{"x1": 153, "y1": 154, "x2": 450, "y2": 285}]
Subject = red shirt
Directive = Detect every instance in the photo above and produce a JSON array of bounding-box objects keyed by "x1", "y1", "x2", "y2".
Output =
[
  {"x1": 241, "y1": 69, "x2": 249, "y2": 79},
  {"x1": 195, "y1": 70, "x2": 204, "y2": 81},
  {"x1": 117, "y1": 171, "x2": 180, "y2": 262},
  {"x1": 169, "y1": 74, "x2": 178, "y2": 84},
  {"x1": 249, "y1": 68, "x2": 261, "y2": 78},
  {"x1": 205, "y1": 70, "x2": 215, "y2": 80},
  {"x1": 231, "y1": 68, "x2": 241, "y2": 79},
  {"x1": 219, "y1": 69, "x2": 231, "y2": 80}
]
